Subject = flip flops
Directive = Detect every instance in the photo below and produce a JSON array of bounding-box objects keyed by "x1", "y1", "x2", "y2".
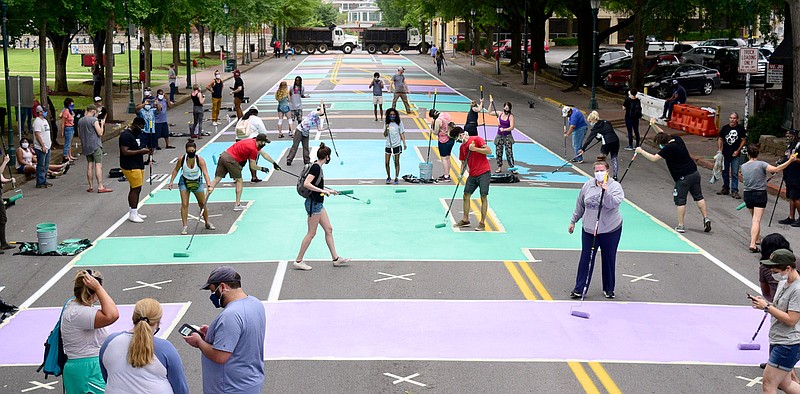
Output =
[{"x1": 97, "y1": 187, "x2": 113, "y2": 193}]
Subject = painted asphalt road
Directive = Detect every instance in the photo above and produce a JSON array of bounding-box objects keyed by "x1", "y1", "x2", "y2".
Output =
[{"x1": 0, "y1": 52, "x2": 782, "y2": 393}]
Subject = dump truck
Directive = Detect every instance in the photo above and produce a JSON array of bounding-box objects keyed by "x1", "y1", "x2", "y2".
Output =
[
  {"x1": 286, "y1": 26, "x2": 359, "y2": 54},
  {"x1": 362, "y1": 26, "x2": 432, "y2": 54}
]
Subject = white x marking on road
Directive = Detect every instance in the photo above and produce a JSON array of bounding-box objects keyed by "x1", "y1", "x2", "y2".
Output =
[
  {"x1": 21, "y1": 381, "x2": 60, "y2": 392},
  {"x1": 374, "y1": 272, "x2": 415, "y2": 282},
  {"x1": 736, "y1": 375, "x2": 763, "y2": 387},
  {"x1": 123, "y1": 280, "x2": 173, "y2": 292},
  {"x1": 622, "y1": 273, "x2": 659, "y2": 282},
  {"x1": 383, "y1": 373, "x2": 426, "y2": 387}
]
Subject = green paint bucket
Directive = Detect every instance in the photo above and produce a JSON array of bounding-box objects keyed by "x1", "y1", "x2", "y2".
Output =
[{"x1": 36, "y1": 222, "x2": 58, "y2": 254}]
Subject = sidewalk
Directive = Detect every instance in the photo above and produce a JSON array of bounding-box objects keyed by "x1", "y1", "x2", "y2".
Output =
[{"x1": 445, "y1": 52, "x2": 786, "y2": 197}]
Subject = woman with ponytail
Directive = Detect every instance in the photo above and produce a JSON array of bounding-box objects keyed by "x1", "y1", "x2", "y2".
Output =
[{"x1": 99, "y1": 298, "x2": 188, "y2": 394}]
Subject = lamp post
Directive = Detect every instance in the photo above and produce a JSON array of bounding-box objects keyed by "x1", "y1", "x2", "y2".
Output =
[
  {"x1": 470, "y1": 9, "x2": 476, "y2": 66},
  {"x1": 124, "y1": 0, "x2": 135, "y2": 114},
  {"x1": 495, "y1": 7, "x2": 502, "y2": 75},
  {"x1": 523, "y1": 2, "x2": 529, "y2": 85},
  {"x1": 223, "y1": 3, "x2": 229, "y2": 57},
  {"x1": 1, "y1": 0, "x2": 13, "y2": 164},
  {"x1": 589, "y1": 0, "x2": 600, "y2": 110}
]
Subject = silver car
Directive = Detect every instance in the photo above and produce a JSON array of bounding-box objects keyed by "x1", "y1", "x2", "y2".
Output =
[{"x1": 682, "y1": 46, "x2": 723, "y2": 66}]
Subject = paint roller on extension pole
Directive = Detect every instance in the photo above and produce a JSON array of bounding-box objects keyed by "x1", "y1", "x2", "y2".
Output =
[
  {"x1": 542, "y1": 139, "x2": 602, "y2": 179},
  {"x1": 486, "y1": 95, "x2": 498, "y2": 159},
  {"x1": 619, "y1": 117, "x2": 657, "y2": 183},
  {"x1": 321, "y1": 102, "x2": 343, "y2": 165},
  {"x1": 435, "y1": 150, "x2": 470, "y2": 228},
  {"x1": 323, "y1": 189, "x2": 370, "y2": 205},
  {"x1": 738, "y1": 306, "x2": 768, "y2": 350},
  {"x1": 480, "y1": 86, "x2": 489, "y2": 143},
  {"x1": 173, "y1": 186, "x2": 215, "y2": 258},
  {"x1": 425, "y1": 88, "x2": 438, "y2": 163},
  {"x1": 570, "y1": 172, "x2": 608, "y2": 319}
]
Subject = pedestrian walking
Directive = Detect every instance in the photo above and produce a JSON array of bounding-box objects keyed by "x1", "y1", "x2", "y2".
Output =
[
  {"x1": 168, "y1": 140, "x2": 214, "y2": 235},
  {"x1": 206, "y1": 70, "x2": 224, "y2": 126},
  {"x1": 293, "y1": 142, "x2": 351, "y2": 270},
  {"x1": 190, "y1": 84, "x2": 205, "y2": 139},
  {"x1": 209, "y1": 134, "x2": 280, "y2": 211},
  {"x1": 636, "y1": 132, "x2": 711, "y2": 233},
  {"x1": 717, "y1": 112, "x2": 747, "y2": 199},
  {"x1": 568, "y1": 156, "x2": 624, "y2": 299},
  {"x1": 488, "y1": 98, "x2": 516, "y2": 174},
  {"x1": 435, "y1": 50, "x2": 446, "y2": 75},
  {"x1": 287, "y1": 106, "x2": 325, "y2": 166},
  {"x1": 563, "y1": 105, "x2": 588, "y2": 163},
  {"x1": 289, "y1": 76, "x2": 309, "y2": 133},
  {"x1": 275, "y1": 81, "x2": 291, "y2": 138},
  {"x1": 60, "y1": 98, "x2": 76, "y2": 162},
  {"x1": 622, "y1": 89, "x2": 642, "y2": 149},
  {"x1": 451, "y1": 127, "x2": 493, "y2": 231},
  {"x1": 391, "y1": 67, "x2": 412, "y2": 114},
  {"x1": 168, "y1": 64, "x2": 178, "y2": 103},
  {"x1": 119, "y1": 117, "x2": 152, "y2": 223},
  {"x1": 77, "y1": 105, "x2": 111, "y2": 193},
  {"x1": 384, "y1": 108, "x2": 406, "y2": 184},
  {"x1": 580, "y1": 110, "x2": 621, "y2": 179},
  {"x1": 369, "y1": 72, "x2": 384, "y2": 122},
  {"x1": 230, "y1": 69, "x2": 245, "y2": 119},
  {"x1": 778, "y1": 130, "x2": 800, "y2": 227}
]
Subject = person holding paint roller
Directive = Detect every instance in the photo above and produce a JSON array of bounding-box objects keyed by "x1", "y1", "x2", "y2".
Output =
[
  {"x1": 383, "y1": 108, "x2": 406, "y2": 185},
  {"x1": 209, "y1": 134, "x2": 280, "y2": 212},
  {"x1": 430, "y1": 109, "x2": 454, "y2": 182},
  {"x1": 750, "y1": 249, "x2": 800, "y2": 393},
  {"x1": 488, "y1": 98, "x2": 516, "y2": 174},
  {"x1": 568, "y1": 156, "x2": 624, "y2": 300},
  {"x1": 287, "y1": 105, "x2": 326, "y2": 166},
  {"x1": 451, "y1": 126, "x2": 492, "y2": 231},
  {"x1": 168, "y1": 140, "x2": 215, "y2": 235},
  {"x1": 562, "y1": 105, "x2": 588, "y2": 164},
  {"x1": 463, "y1": 97, "x2": 483, "y2": 137},
  {"x1": 119, "y1": 117, "x2": 153, "y2": 223},
  {"x1": 579, "y1": 111, "x2": 620, "y2": 180},
  {"x1": 742, "y1": 145, "x2": 796, "y2": 253},
  {"x1": 293, "y1": 142, "x2": 351, "y2": 270}
]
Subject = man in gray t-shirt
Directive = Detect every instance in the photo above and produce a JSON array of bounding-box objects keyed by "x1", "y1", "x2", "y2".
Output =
[
  {"x1": 391, "y1": 67, "x2": 412, "y2": 114},
  {"x1": 77, "y1": 105, "x2": 110, "y2": 192}
]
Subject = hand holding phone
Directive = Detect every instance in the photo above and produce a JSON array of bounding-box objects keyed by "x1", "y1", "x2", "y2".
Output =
[
  {"x1": 747, "y1": 293, "x2": 756, "y2": 301},
  {"x1": 179, "y1": 323, "x2": 202, "y2": 338}
]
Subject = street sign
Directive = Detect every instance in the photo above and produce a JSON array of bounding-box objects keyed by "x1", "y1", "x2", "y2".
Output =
[
  {"x1": 738, "y1": 48, "x2": 759, "y2": 74},
  {"x1": 768, "y1": 64, "x2": 784, "y2": 84}
]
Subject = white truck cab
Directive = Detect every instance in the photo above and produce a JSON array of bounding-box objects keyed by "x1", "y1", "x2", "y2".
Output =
[{"x1": 333, "y1": 27, "x2": 359, "y2": 50}]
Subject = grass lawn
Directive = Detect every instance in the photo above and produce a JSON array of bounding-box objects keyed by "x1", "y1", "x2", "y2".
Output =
[{"x1": 0, "y1": 49, "x2": 222, "y2": 109}]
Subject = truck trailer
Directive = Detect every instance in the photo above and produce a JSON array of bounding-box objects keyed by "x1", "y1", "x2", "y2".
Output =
[
  {"x1": 286, "y1": 26, "x2": 359, "y2": 54},
  {"x1": 362, "y1": 27, "x2": 432, "y2": 54}
]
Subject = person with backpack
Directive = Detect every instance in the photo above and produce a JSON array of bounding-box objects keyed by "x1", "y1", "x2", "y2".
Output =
[
  {"x1": 293, "y1": 142, "x2": 351, "y2": 270},
  {"x1": 61, "y1": 269, "x2": 119, "y2": 393},
  {"x1": 580, "y1": 110, "x2": 621, "y2": 179},
  {"x1": 235, "y1": 107, "x2": 268, "y2": 183},
  {"x1": 287, "y1": 105, "x2": 325, "y2": 166},
  {"x1": 168, "y1": 139, "x2": 215, "y2": 235},
  {"x1": 623, "y1": 89, "x2": 642, "y2": 150},
  {"x1": 99, "y1": 298, "x2": 189, "y2": 394},
  {"x1": 209, "y1": 134, "x2": 280, "y2": 211}
]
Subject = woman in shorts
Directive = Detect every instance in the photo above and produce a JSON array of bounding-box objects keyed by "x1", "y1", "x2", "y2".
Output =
[
  {"x1": 15, "y1": 137, "x2": 68, "y2": 177},
  {"x1": 275, "y1": 81, "x2": 291, "y2": 138},
  {"x1": 741, "y1": 144, "x2": 796, "y2": 253},
  {"x1": 429, "y1": 109, "x2": 453, "y2": 182},
  {"x1": 751, "y1": 249, "x2": 800, "y2": 394},
  {"x1": 293, "y1": 142, "x2": 350, "y2": 271},
  {"x1": 168, "y1": 140, "x2": 214, "y2": 235},
  {"x1": 463, "y1": 97, "x2": 483, "y2": 137},
  {"x1": 383, "y1": 108, "x2": 406, "y2": 184}
]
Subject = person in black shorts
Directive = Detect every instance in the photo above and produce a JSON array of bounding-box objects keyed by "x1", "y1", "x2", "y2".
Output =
[
  {"x1": 636, "y1": 132, "x2": 711, "y2": 233},
  {"x1": 778, "y1": 130, "x2": 800, "y2": 227}
]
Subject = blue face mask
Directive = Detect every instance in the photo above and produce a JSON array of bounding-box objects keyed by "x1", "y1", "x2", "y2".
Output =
[
  {"x1": 659, "y1": 144, "x2": 664, "y2": 149},
  {"x1": 144, "y1": 104, "x2": 151, "y2": 111},
  {"x1": 68, "y1": 104, "x2": 74, "y2": 110},
  {"x1": 42, "y1": 111, "x2": 48, "y2": 118},
  {"x1": 209, "y1": 287, "x2": 224, "y2": 308}
]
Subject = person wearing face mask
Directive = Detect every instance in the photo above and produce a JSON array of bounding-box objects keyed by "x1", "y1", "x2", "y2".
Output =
[
  {"x1": 751, "y1": 249, "x2": 800, "y2": 394},
  {"x1": 450, "y1": 126, "x2": 493, "y2": 231},
  {"x1": 137, "y1": 91, "x2": 158, "y2": 155},
  {"x1": 287, "y1": 105, "x2": 326, "y2": 166},
  {"x1": 168, "y1": 140, "x2": 214, "y2": 235},
  {"x1": 184, "y1": 267, "x2": 266, "y2": 393},
  {"x1": 622, "y1": 89, "x2": 642, "y2": 150},
  {"x1": 636, "y1": 132, "x2": 711, "y2": 233},
  {"x1": 209, "y1": 133, "x2": 280, "y2": 211},
  {"x1": 368, "y1": 72, "x2": 384, "y2": 122},
  {"x1": 119, "y1": 117, "x2": 153, "y2": 223},
  {"x1": 154, "y1": 89, "x2": 175, "y2": 149},
  {"x1": 77, "y1": 104, "x2": 111, "y2": 193},
  {"x1": 293, "y1": 143, "x2": 351, "y2": 270},
  {"x1": 488, "y1": 99, "x2": 516, "y2": 174},
  {"x1": 568, "y1": 156, "x2": 624, "y2": 299},
  {"x1": 579, "y1": 110, "x2": 620, "y2": 179},
  {"x1": 15, "y1": 137, "x2": 68, "y2": 177},
  {"x1": 99, "y1": 298, "x2": 189, "y2": 394},
  {"x1": 289, "y1": 76, "x2": 309, "y2": 131},
  {"x1": 190, "y1": 84, "x2": 205, "y2": 139},
  {"x1": 205, "y1": 70, "x2": 224, "y2": 126},
  {"x1": 464, "y1": 98, "x2": 484, "y2": 137},
  {"x1": 383, "y1": 108, "x2": 406, "y2": 184},
  {"x1": 275, "y1": 81, "x2": 291, "y2": 138},
  {"x1": 562, "y1": 105, "x2": 588, "y2": 164},
  {"x1": 60, "y1": 97, "x2": 77, "y2": 162},
  {"x1": 61, "y1": 269, "x2": 119, "y2": 394},
  {"x1": 32, "y1": 105, "x2": 53, "y2": 188},
  {"x1": 430, "y1": 109, "x2": 454, "y2": 182}
]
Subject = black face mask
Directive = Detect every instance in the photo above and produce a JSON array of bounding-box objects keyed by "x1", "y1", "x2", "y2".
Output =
[
  {"x1": 325, "y1": 157, "x2": 331, "y2": 164},
  {"x1": 186, "y1": 151, "x2": 196, "y2": 158}
]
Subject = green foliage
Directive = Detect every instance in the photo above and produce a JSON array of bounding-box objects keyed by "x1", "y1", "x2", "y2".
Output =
[
  {"x1": 315, "y1": 2, "x2": 339, "y2": 26},
  {"x1": 455, "y1": 37, "x2": 487, "y2": 51},
  {"x1": 677, "y1": 31, "x2": 734, "y2": 41},
  {"x1": 747, "y1": 106, "x2": 785, "y2": 143},
  {"x1": 553, "y1": 37, "x2": 578, "y2": 46}
]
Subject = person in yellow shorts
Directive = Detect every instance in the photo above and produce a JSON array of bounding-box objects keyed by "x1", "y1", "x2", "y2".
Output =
[{"x1": 119, "y1": 117, "x2": 153, "y2": 223}]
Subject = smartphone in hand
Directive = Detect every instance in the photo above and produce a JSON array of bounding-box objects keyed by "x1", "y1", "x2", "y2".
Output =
[{"x1": 179, "y1": 323, "x2": 202, "y2": 337}]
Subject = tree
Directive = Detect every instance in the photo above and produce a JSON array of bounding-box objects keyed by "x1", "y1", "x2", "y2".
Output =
[{"x1": 315, "y1": 2, "x2": 339, "y2": 26}]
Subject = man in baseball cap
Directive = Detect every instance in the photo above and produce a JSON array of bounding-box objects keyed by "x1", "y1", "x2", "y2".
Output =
[
  {"x1": 661, "y1": 79, "x2": 686, "y2": 121},
  {"x1": 94, "y1": 96, "x2": 107, "y2": 120},
  {"x1": 562, "y1": 105, "x2": 588, "y2": 163},
  {"x1": 184, "y1": 266, "x2": 266, "y2": 393}
]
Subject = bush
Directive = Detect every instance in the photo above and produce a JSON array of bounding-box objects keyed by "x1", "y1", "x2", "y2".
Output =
[
  {"x1": 455, "y1": 38, "x2": 487, "y2": 52},
  {"x1": 747, "y1": 106, "x2": 785, "y2": 143},
  {"x1": 553, "y1": 37, "x2": 578, "y2": 47}
]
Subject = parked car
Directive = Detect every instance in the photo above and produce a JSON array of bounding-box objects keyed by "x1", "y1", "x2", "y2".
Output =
[
  {"x1": 645, "y1": 41, "x2": 679, "y2": 55},
  {"x1": 705, "y1": 47, "x2": 772, "y2": 87},
  {"x1": 682, "y1": 46, "x2": 723, "y2": 66},
  {"x1": 560, "y1": 48, "x2": 630, "y2": 79},
  {"x1": 602, "y1": 54, "x2": 681, "y2": 91},
  {"x1": 624, "y1": 35, "x2": 658, "y2": 51},
  {"x1": 696, "y1": 38, "x2": 747, "y2": 47},
  {"x1": 672, "y1": 43, "x2": 696, "y2": 53},
  {"x1": 493, "y1": 39, "x2": 549, "y2": 58},
  {"x1": 643, "y1": 64, "x2": 721, "y2": 98}
]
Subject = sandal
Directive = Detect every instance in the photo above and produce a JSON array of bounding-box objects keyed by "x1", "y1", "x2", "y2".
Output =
[
  {"x1": 278, "y1": 134, "x2": 285, "y2": 138},
  {"x1": 749, "y1": 246, "x2": 761, "y2": 253},
  {"x1": 97, "y1": 187, "x2": 113, "y2": 193},
  {"x1": 86, "y1": 188, "x2": 94, "y2": 193}
]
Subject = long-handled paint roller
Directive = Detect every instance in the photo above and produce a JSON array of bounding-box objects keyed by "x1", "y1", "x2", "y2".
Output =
[
  {"x1": 486, "y1": 95, "x2": 500, "y2": 159},
  {"x1": 321, "y1": 102, "x2": 343, "y2": 165},
  {"x1": 147, "y1": 150, "x2": 155, "y2": 197},
  {"x1": 563, "y1": 116, "x2": 568, "y2": 159},
  {"x1": 173, "y1": 187, "x2": 215, "y2": 258},
  {"x1": 738, "y1": 307, "x2": 768, "y2": 350},
  {"x1": 324, "y1": 190, "x2": 370, "y2": 205},
  {"x1": 480, "y1": 86, "x2": 489, "y2": 143},
  {"x1": 435, "y1": 151, "x2": 470, "y2": 228},
  {"x1": 619, "y1": 118, "x2": 657, "y2": 183},
  {"x1": 542, "y1": 139, "x2": 602, "y2": 179},
  {"x1": 570, "y1": 172, "x2": 608, "y2": 319},
  {"x1": 425, "y1": 88, "x2": 438, "y2": 163}
]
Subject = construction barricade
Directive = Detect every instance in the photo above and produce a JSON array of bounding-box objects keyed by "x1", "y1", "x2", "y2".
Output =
[{"x1": 667, "y1": 104, "x2": 718, "y2": 137}]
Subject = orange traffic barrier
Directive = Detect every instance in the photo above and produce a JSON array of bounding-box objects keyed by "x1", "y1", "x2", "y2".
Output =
[{"x1": 667, "y1": 104, "x2": 718, "y2": 137}]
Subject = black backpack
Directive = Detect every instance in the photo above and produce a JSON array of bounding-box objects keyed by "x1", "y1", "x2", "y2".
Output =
[
  {"x1": 629, "y1": 99, "x2": 642, "y2": 119},
  {"x1": 296, "y1": 163, "x2": 322, "y2": 198}
]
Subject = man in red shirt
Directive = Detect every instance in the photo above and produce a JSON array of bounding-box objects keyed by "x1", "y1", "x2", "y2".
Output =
[
  {"x1": 209, "y1": 134, "x2": 280, "y2": 211},
  {"x1": 450, "y1": 127, "x2": 493, "y2": 231}
]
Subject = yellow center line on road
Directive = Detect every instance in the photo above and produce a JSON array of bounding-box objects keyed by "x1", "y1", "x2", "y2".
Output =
[
  {"x1": 504, "y1": 261, "x2": 621, "y2": 393},
  {"x1": 330, "y1": 54, "x2": 342, "y2": 84}
]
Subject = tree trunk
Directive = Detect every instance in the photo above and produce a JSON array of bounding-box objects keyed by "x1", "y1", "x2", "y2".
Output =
[
  {"x1": 196, "y1": 23, "x2": 205, "y2": 58},
  {"x1": 210, "y1": 29, "x2": 216, "y2": 54},
  {"x1": 143, "y1": 26, "x2": 152, "y2": 87},
  {"x1": 483, "y1": 27, "x2": 493, "y2": 57},
  {"x1": 38, "y1": 21, "x2": 47, "y2": 110},
  {"x1": 104, "y1": 14, "x2": 115, "y2": 122},
  {"x1": 567, "y1": 16, "x2": 573, "y2": 38},
  {"x1": 530, "y1": 4, "x2": 553, "y2": 70},
  {"x1": 629, "y1": 3, "x2": 645, "y2": 92},
  {"x1": 569, "y1": 5, "x2": 593, "y2": 90},
  {"x1": 509, "y1": 15, "x2": 521, "y2": 67},
  {"x1": 233, "y1": 25, "x2": 239, "y2": 65},
  {"x1": 48, "y1": 32, "x2": 71, "y2": 92},
  {"x1": 791, "y1": 0, "x2": 800, "y2": 128},
  {"x1": 171, "y1": 31, "x2": 181, "y2": 67}
]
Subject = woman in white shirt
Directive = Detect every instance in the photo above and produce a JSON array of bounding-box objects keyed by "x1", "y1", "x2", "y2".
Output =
[
  {"x1": 61, "y1": 269, "x2": 119, "y2": 393},
  {"x1": 16, "y1": 137, "x2": 68, "y2": 177}
]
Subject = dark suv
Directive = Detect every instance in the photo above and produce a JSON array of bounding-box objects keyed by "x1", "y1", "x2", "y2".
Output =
[
  {"x1": 704, "y1": 47, "x2": 772, "y2": 87},
  {"x1": 560, "y1": 48, "x2": 630, "y2": 79}
]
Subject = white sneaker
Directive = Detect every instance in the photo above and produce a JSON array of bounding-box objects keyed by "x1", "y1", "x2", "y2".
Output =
[
  {"x1": 181, "y1": 226, "x2": 188, "y2": 235},
  {"x1": 293, "y1": 261, "x2": 312, "y2": 270},
  {"x1": 128, "y1": 214, "x2": 144, "y2": 223},
  {"x1": 136, "y1": 213, "x2": 147, "y2": 219},
  {"x1": 332, "y1": 257, "x2": 351, "y2": 267},
  {"x1": 212, "y1": 121, "x2": 219, "y2": 126},
  {"x1": 233, "y1": 204, "x2": 245, "y2": 211},
  {"x1": 205, "y1": 222, "x2": 216, "y2": 230}
]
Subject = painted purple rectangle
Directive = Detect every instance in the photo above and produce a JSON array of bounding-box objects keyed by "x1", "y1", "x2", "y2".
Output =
[
  {"x1": 481, "y1": 128, "x2": 529, "y2": 142},
  {"x1": 264, "y1": 300, "x2": 769, "y2": 365},
  {"x1": 0, "y1": 303, "x2": 186, "y2": 365}
]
